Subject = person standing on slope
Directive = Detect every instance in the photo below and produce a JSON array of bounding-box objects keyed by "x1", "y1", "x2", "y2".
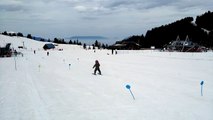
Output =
[{"x1": 93, "y1": 60, "x2": 101, "y2": 75}]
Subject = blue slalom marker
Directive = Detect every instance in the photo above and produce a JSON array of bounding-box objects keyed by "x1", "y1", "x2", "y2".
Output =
[
  {"x1": 126, "y1": 84, "x2": 135, "y2": 100},
  {"x1": 200, "y1": 81, "x2": 204, "y2": 96},
  {"x1": 200, "y1": 81, "x2": 204, "y2": 85},
  {"x1": 126, "y1": 85, "x2": 131, "y2": 89}
]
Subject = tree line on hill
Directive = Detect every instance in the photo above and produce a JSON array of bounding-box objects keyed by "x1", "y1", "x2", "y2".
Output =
[
  {"x1": 1, "y1": 31, "x2": 35, "y2": 40},
  {"x1": 0, "y1": 31, "x2": 108, "y2": 49},
  {"x1": 52, "y1": 38, "x2": 108, "y2": 49},
  {"x1": 118, "y1": 11, "x2": 213, "y2": 49}
]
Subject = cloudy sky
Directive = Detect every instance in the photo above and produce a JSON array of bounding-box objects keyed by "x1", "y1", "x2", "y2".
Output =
[{"x1": 0, "y1": 0, "x2": 212, "y2": 40}]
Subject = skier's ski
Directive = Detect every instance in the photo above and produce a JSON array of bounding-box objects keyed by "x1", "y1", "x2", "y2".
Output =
[{"x1": 92, "y1": 73, "x2": 102, "y2": 75}]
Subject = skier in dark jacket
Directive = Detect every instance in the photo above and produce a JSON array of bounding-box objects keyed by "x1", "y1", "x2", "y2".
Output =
[{"x1": 93, "y1": 60, "x2": 101, "y2": 75}]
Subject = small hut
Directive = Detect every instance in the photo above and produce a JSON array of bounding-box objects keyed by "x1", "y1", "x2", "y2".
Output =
[
  {"x1": 43, "y1": 43, "x2": 55, "y2": 50},
  {"x1": 109, "y1": 41, "x2": 140, "y2": 50}
]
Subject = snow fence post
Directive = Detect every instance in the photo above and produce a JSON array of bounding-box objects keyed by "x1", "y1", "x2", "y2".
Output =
[
  {"x1": 38, "y1": 64, "x2": 41, "y2": 72},
  {"x1": 14, "y1": 56, "x2": 17, "y2": 71},
  {"x1": 63, "y1": 59, "x2": 65, "y2": 63},
  {"x1": 126, "y1": 84, "x2": 135, "y2": 100},
  {"x1": 200, "y1": 81, "x2": 204, "y2": 96},
  {"x1": 69, "y1": 64, "x2": 71, "y2": 70}
]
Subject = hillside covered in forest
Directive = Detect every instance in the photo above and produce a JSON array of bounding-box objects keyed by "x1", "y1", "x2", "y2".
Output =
[{"x1": 118, "y1": 11, "x2": 213, "y2": 49}]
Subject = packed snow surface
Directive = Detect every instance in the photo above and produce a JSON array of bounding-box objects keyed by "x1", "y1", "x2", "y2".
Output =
[{"x1": 0, "y1": 35, "x2": 213, "y2": 120}]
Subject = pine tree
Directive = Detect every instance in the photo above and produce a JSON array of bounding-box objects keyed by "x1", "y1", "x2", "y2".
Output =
[
  {"x1": 27, "y1": 34, "x2": 32, "y2": 39},
  {"x1": 69, "y1": 40, "x2": 73, "y2": 44},
  {"x1": 2, "y1": 31, "x2": 8, "y2": 35},
  {"x1": 17, "y1": 32, "x2": 24, "y2": 37}
]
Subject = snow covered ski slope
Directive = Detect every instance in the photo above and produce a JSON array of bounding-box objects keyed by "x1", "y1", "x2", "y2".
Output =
[{"x1": 1, "y1": 34, "x2": 213, "y2": 120}]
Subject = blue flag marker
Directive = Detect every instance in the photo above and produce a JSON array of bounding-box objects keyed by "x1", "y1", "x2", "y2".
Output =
[
  {"x1": 200, "y1": 81, "x2": 204, "y2": 96},
  {"x1": 126, "y1": 84, "x2": 135, "y2": 100}
]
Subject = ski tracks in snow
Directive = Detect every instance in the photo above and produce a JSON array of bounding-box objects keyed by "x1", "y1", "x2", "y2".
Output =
[{"x1": 18, "y1": 56, "x2": 51, "y2": 120}]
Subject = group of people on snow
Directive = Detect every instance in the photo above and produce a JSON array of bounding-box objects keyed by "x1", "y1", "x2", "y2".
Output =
[{"x1": 33, "y1": 50, "x2": 102, "y2": 75}]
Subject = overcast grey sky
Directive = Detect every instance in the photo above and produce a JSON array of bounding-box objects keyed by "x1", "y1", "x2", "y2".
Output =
[{"x1": 0, "y1": 0, "x2": 212, "y2": 40}]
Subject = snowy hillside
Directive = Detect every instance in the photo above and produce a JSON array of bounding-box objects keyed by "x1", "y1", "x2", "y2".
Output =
[{"x1": 0, "y1": 34, "x2": 213, "y2": 120}]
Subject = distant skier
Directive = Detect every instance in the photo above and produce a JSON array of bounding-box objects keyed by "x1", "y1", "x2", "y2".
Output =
[{"x1": 93, "y1": 60, "x2": 101, "y2": 75}]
